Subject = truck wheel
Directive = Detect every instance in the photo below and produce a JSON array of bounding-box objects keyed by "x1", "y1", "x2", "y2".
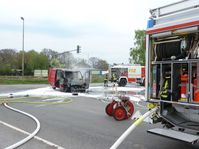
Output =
[
  {"x1": 113, "y1": 106, "x2": 127, "y2": 121},
  {"x1": 119, "y1": 79, "x2": 127, "y2": 87}
]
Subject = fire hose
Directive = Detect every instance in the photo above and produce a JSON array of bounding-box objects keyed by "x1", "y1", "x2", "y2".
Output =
[
  {"x1": 3, "y1": 103, "x2": 40, "y2": 149},
  {"x1": 110, "y1": 107, "x2": 159, "y2": 149}
]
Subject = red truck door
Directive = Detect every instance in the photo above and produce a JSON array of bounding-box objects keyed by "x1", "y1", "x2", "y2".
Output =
[{"x1": 48, "y1": 68, "x2": 57, "y2": 87}]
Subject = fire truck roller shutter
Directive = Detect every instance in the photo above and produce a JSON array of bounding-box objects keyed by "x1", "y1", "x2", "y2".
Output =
[
  {"x1": 155, "y1": 41, "x2": 182, "y2": 61},
  {"x1": 154, "y1": 35, "x2": 195, "y2": 62}
]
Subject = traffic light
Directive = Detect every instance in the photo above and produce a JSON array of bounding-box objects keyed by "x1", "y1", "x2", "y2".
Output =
[{"x1": 77, "y1": 45, "x2": 80, "y2": 53}]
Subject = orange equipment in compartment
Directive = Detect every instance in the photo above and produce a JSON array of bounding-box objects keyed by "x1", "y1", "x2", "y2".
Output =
[
  {"x1": 180, "y1": 73, "x2": 188, "y2": 101},
  {"x1": 193, "y1": 78, "x2": 199, "y2": 102}
]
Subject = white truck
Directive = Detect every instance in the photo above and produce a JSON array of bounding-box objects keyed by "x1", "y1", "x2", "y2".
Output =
[
  {"x1": 109, "y1": 65, "x2": 145, "y2": 86},
  {"x1": 146, "y1": 0, "x2": 199, "y2": 144}
]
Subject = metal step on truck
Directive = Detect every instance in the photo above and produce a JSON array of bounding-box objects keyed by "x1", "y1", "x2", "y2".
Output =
[{"x1": 146, "y1": 0, "x2": 199, "y2": 144}]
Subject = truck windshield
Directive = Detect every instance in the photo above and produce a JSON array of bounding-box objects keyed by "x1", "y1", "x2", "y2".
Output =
[
  {"x1": 72, "y1": 72, "x2": 82, "y2": 80},
  {"x1": 65, "y1": 71, "x2": 82, "y2": 80}
]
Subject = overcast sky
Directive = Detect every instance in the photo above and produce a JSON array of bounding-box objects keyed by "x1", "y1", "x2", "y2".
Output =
[{"x1": 0, "y1": 0, "x2": 179, "y2": 64}]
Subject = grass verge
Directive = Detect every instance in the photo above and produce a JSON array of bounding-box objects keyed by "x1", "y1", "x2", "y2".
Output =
[
  {"x1": 0, "y1": 76, "x2": 48, "y2": 84},
  {"x1": 0, "y1": 75, "x2": 105, "y2": 84}
]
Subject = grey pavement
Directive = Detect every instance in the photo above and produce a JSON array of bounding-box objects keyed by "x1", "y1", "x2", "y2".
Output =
[
  {"x1": 0, "y1": 97, "x2": 197, "y2": 149},
  {"x1": 0, "y1": 84, "x2": 48, "y2": 94},
  {"x1": 0, "y1": 84, "x2": 198, "y2": 148}
]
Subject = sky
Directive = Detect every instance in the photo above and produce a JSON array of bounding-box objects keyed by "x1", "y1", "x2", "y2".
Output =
[{"x1": 0, "y1": 0, "x2": 179, "y2": 64}]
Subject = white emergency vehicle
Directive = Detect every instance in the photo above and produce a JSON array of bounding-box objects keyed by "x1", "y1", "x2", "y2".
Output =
[{"x1": 110, "y1": 65, "x2": 144, "y2": 86}]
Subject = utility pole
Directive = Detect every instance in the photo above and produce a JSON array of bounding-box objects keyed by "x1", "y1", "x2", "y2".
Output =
[{"x1": 21, "y1": 17, "x2": 25, "y2": 76}]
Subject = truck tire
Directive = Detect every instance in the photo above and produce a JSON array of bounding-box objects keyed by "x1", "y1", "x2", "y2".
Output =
[{"x1": 119, "y1": 79, "x2": 127, "y2": 87}]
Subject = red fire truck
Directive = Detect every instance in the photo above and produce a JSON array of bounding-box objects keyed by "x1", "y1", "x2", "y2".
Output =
[
  {"x1": 146, "y1": 0, "x2": 199, "y2": 144},
  {"x1": 109, "y1": 65, "x2": 145, "y2": 86}
]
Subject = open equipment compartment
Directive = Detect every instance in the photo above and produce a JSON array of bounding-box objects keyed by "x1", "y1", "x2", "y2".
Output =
[{"x1": 146, "y1": 0, "x2": 199, "y2": 139}]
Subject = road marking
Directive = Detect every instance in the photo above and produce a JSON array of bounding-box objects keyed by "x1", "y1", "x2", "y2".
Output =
[
  {"x1": 36, "y1": 98, "x2": 64, "y2": 107},
  {"x1": 42, "y1": 98, "x2": 65, "y2": 102},
  {"x1": 0, "y1": 120, "x2": 65, "y2": 149},
  {"x1": 35, "y1": 104, "x2": 47, "y2": 107},
  {"x1": 0, "y1": 97, "x2": 73, "y2": 106}
]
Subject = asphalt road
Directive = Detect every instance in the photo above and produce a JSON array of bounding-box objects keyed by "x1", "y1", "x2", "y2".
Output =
[
  {"x1": 0, "y1": 84, "x2": 199, "y2": 149},
  {"x1": 0, "y1": 84, "x2": 48, "y2": 94}
]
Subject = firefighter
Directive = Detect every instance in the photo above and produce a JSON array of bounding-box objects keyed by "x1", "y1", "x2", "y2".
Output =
[
  {"x1": 112, "y1": 74, "x2": 118, "y2": 93},
  {"x1": 112, "y1": 73, "x2": 117, "y2": 83},
  {"x1": 112, "y1": 74, "x2": 118, "y2": 87},
  {"x1": 104, "y1": 74, "x2": 108, "y2": 87}
]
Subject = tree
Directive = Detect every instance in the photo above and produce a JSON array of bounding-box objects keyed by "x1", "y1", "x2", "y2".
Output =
[
  {"x1": 95, "y1": 59, "x2": 109, "y2": 70},
  {"x1": 24, "y1": 50, "x2": 49, "y2": 75},
  {"x1": 89, "y1": 57, "x2": 99, "y2": 68},
  {"x1": 130, "y1": 30, "x2": 146, "y2": 65},
  {"x1": 75, "y1": 59, "x2": 90, "y2": 68},
  {"x1": 88, "y1": 57, "x2": 109, "y2": 70},
  {"x1": 0, "y1": 49, "x2": 18, "y2": 75},
  {"x1": 42, "y1": 49, "x2": 78, "y2": 69},
  {"x1": 50, "y1": 58, "x2": 64, "y2": 68},
  {"x1": 41, "y1": 48, "x2": 58, "y2": 60},
  {"x1": 59, "y1": 52, "x2": 76, "y2": 69}
]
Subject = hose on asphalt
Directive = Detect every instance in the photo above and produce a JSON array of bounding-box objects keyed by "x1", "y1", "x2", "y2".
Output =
[
  {"x1": 110, "y1": 107, "x2": 159, "y2": 149},
  {"x1": 3, "y1": 103, "x2": 41, "y2": 149}
]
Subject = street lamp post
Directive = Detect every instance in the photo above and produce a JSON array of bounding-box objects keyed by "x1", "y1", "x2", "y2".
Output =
[{"x1": 21, "y1": 17, "x2": 24, "y2": 76}]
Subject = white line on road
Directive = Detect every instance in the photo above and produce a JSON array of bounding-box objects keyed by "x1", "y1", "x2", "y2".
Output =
[
  {"x1": 42, "y1": 98, "x2": 65, "y2": 102},
  {"x1": 0, "y1": 120, "x2": 65, "y2": 149},
  {"x1": 35, "y1": 104, "x2": 47, "y2": 107}
]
